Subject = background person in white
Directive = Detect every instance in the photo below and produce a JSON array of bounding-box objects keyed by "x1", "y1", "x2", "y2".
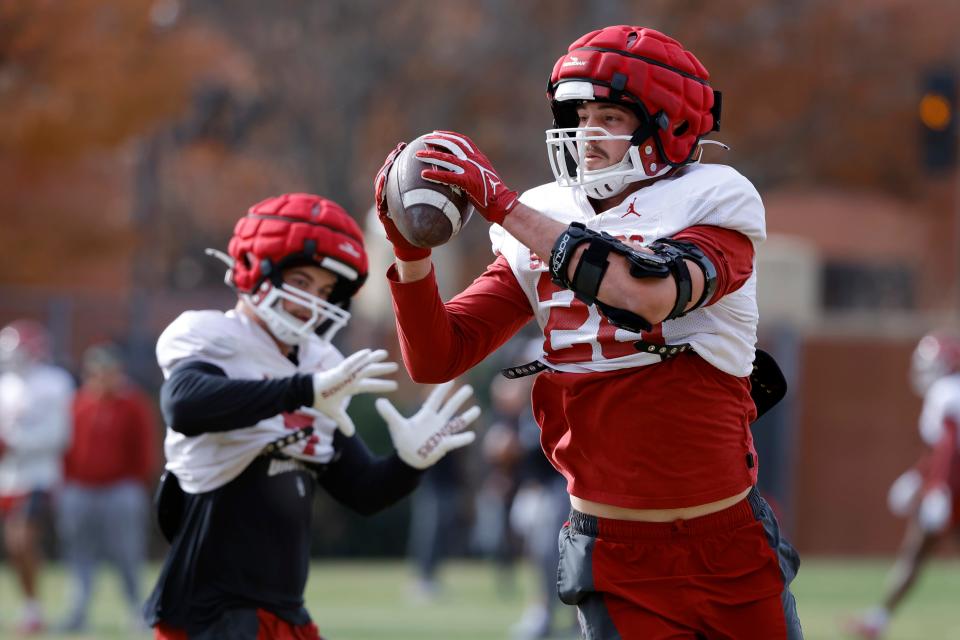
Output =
[
  {"x1": 0, "y1": 319, "x2": 74, "y2": 636},
  {"x1": 845, "y1": 331, "x2": 960, "y2": 639}
]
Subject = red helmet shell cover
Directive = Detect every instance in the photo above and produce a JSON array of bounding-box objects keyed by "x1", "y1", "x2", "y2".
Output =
[
  {"x1": 227, "y1": 193, "x2": 368, "y2": 298},
  {"x1": 549, "y1": 26, "x2": 717, "y2": 166}
]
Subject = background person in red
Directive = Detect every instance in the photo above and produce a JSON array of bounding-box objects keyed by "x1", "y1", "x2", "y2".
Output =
[
  {"x1": 376, "y1": 25, "x2": 802, "y2": 639},
  {"x1": 57, "y1": 342, "x2": 159, "y2": 633},
  {"x1": 844, "y1": 332, "x2": 960, "y2": 639},
  {"x1": 0, "y1": 319, "x2": 74, "y2": 636}
]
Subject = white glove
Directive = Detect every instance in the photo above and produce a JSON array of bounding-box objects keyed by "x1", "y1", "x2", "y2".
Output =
[
  {"x1": 918, "y1": 485, "x2": 952, "y2": 533},
  {"x1": 376, "y1": 381, "x2": 480, "y2": 470},
  {"x1": 887, "y1": 469, "x2": 923, "y2": 517},
  {"x1": 313, "y1": 348, "x2": 399, "y2": 437}
]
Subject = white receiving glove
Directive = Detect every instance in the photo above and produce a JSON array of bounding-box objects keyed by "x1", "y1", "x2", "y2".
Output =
[
  {"x1": 376, "y1": 381, "x2": 480, "y2": 470},
  {"x1": 918, "y1": 485, "x2": 952, "y2": 533},
  {"x1": 313, "y1": 348, "x2": 399, "y2": 437},
  {"x1": 887, "y1": 469, "x2": 923, "y2": 517}
]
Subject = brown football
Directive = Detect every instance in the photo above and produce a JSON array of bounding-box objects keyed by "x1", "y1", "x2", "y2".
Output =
[{"x1": 385, "y1": 134, "x2": 473, "y2": 248}]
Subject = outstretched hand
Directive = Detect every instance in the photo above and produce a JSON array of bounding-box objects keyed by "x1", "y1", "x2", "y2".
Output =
[
  {"x1": 416, "y1": 131, "x2": 519, "y2": 225},
  {"x1": 918, "y1": 485, "x2": 952, "y2": 533},
  {"x1": 312, "y1": 348, "x2": 399, "y2": 437},
  {"x1": 376, "y1": 381, "x2": 480, "y2": 470},
  {"x1": 374, "y1": 142, "x2": 432, "y2": 261}
]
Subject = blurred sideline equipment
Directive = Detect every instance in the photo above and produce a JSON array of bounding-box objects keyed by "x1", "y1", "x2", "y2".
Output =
[
  {"x1": 0, "y1": 319, "x2": 74, "y2": 635},
  {"x1": 379, "y1": 24, "x2": 801, "y2": 640},
  {"x1": 144, "y1": 193, "x2": 479, "y2": 640},
  {"x1": 844, "y1": 331, "x2": 960, "y2": 639}
]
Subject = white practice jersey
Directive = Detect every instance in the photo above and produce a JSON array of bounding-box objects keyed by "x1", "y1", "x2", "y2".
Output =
[
  {"x1": 919, "y1": 373, "x2": 960, "y2": 448},
  {"x1": 491, "y1": 163, "x2": 766, "y2": 377},
  {"x1": 157, "y1": 309, "x2": 345, "y2": 493},
  {"x1": 0, "y1": 363, "x2": 74, "y2": 495}
]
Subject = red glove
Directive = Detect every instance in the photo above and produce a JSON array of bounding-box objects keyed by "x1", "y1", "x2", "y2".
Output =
[
  {"x1": 416, "y1": 131, "x2": 519, "y2": 225},
  {"x1": 374, "y1": 142, "x2": 432, "y2": 261}
]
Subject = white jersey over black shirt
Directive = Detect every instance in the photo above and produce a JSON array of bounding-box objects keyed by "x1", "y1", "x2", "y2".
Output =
[{"x1": 144, "y1": 309, "x2": 421, "y2": 637}]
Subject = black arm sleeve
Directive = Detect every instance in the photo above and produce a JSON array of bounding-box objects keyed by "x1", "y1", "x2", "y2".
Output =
[
  {"x1": 316, "y1": 431, "x2": 423, "y2": 516},
  {"x1": 161, "y1": 360, "x2": 315, "y2": 436}
]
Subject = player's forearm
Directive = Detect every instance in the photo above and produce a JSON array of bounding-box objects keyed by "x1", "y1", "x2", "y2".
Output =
[
  {"x1": 387, "y1": 261, "x2": 531, "y2": 383},
  {"x1": 503, "y1": 205, "x2": 704, "y2": 324},
  {"x1": 161, "y1": 361, "x2": 314, "y2": 435},
  {"x1": 389, "y1": 286, "x2": 482, "y2": 383},
  {"x1": 595, "y1": 253, "x2": 705, "y2": 324},
  {"x1": 501, "y1": 203, "x2": 568, "y2": 262}
]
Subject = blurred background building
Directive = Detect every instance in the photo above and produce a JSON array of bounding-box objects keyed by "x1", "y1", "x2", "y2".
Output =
[{"x1": 2, "y1": 0, "x2": 960, "y2": 559}]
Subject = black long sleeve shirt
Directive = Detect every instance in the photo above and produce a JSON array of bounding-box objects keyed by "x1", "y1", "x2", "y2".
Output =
[{"x1": 145, "y1": 359, "x2": 422, "y2": 634}]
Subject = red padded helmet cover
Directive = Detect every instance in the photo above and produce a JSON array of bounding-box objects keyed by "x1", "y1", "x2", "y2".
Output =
[
  {"x1": 549, "y1": 26, "x2": 716, "y2": 165},
  {"x1": 227, "y1": 193, "x2": 368, "y2": 295}
]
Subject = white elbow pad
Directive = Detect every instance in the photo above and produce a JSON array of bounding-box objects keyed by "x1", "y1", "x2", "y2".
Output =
[
  {"x1": 918, "y1": 486, "x2": 952, "y2": 533},
  {"x1": 887, "y1": 469, "x2": 923, "y2": 517}
]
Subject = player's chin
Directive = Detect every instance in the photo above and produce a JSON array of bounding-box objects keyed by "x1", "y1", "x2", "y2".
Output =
[{"x1": 583, "y1": 158, "x2": 610, "y2": 171}]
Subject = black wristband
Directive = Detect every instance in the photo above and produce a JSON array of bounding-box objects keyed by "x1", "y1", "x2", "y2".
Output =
[{"x1": 550, "y1": 222, "x2": 595, "y2": 288}]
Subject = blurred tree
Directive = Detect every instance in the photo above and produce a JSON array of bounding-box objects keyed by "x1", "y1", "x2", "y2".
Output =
[
  {"x1": 2, "y1": 0, "x2": 959, "y2": 291},
  {"x1": 0, "y1": 0, "x2": 251, "y2": 288}
]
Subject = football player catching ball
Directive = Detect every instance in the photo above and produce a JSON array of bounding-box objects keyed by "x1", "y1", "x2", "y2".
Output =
[{"x1": 377, "y1": 26, "x2": 803, "y2": 639}]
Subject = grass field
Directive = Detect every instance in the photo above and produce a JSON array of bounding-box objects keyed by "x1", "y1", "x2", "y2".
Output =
[{"x1": 0, "y1": 558, "x2": 958, "y2": 639}]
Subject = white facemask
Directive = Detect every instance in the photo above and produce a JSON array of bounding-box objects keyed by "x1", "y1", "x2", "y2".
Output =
[
  {"x1": 545, "y1": 126, "x2": 670, "y2": 199},
  {"x1": 244, "y1": 280, "x2": 351, "y2": 346}
]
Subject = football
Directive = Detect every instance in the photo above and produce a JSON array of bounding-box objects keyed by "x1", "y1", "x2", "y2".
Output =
[{"x1": 385, "y1": 134, "x2": 473, "y2": 248}]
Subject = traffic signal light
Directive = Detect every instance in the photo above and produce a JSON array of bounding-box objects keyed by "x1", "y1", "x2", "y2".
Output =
[{"x1": 919, "y1": 68, "x2": 957, "y2": 172}]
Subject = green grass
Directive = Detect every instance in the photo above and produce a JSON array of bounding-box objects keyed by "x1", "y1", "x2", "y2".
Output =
[{"x1": 0, "y1": 558, "x2": 958, "y2": 639}]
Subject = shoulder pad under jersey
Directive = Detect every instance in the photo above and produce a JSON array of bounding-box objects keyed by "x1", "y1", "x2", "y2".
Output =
[
  {"x1": 156, "y1": 310, "x2": 241, "y2": 374},
  {"x1": 490, "y1": 183, "x2": 581, "y2": 256},
  {"x1": 518, "y1": 182, "x2": 580, "y2": 218},
  {"x1": 675, "y1": 164, "x2": 766, "y2": 243},
  {"x1": 297, "y1": 334, "x2": 345, "y2": 372}
]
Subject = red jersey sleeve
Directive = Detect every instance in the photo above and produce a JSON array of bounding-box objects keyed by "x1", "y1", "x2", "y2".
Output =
[
  {"x1": 672, "y1": 225, "x2": 755, "y2": 305},
  {"x1": 387, "y1": 256, "x2": 534, "y2": 383}
]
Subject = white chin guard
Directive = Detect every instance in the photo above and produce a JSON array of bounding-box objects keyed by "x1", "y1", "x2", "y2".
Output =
[
  {"x1": 246, "y1": 281, "x2": 350, "y2": 345},
  {"x1": 545, "y1": 126, "x2": 670, "y2": 199}
]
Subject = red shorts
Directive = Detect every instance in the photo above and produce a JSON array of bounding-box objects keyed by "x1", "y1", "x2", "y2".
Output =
[
  {"x1": 0, "y1": 491, "x2": 50, "y2": 520},
  {"x1": 558, "y1": 488, "x2": 802, "y2": 639},
  {"x1": 154, "y1": 609, "x2": 321, "y2": 640}
]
